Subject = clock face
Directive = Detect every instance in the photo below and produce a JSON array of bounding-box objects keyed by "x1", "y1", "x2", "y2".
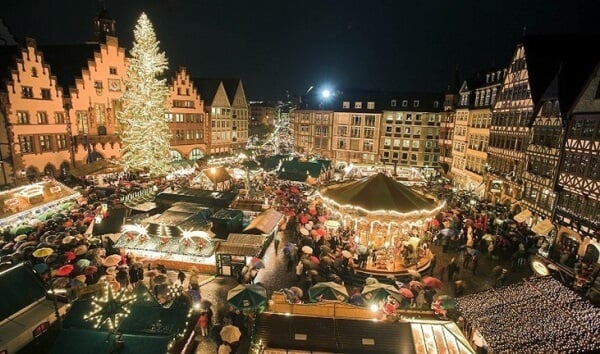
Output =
[{"x1": 108, "y1": 79, "x2": 121, "y2": 92}]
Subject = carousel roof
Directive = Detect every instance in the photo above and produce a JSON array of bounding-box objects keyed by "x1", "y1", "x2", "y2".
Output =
[{"x1": 318, "y1": 173, "x2": 440, "y2": 213}]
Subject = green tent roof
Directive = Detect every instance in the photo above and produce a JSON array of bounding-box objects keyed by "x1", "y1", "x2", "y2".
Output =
[
  {"x1": 319, "y1": 173, "x2": 439, "y2": 213},
  {"x1": 50, "y1": 285, "x2": 191, "y2": 354}
]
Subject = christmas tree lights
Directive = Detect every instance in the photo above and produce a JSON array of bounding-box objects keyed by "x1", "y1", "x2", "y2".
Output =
[{"x1": 118, "y1": 13, "x2": 172, "y2": 177}]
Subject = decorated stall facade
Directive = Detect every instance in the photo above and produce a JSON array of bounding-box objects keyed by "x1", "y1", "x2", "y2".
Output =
[{"x1": 115, "y1": 202, "x2": 216, "y2": 273}]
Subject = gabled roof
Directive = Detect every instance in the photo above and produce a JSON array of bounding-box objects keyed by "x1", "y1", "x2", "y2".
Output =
[
  {"x1": 191, "y1": 78, "x2": 223, "y2": 106},
  {"x1": 243, "y1": 208, "x2": 284, "y2": 235},
  {"x1": 318, "y1": 173, "x2": 439, "y2": 213},
  {"x1": 538, "y1": 53, "x2": 600, "y2": 117},
  {"x1": 522, "y1": 35, "x2": 600, "y2": 108},
  {"x1": 38, "y1": 44, "x2": 99, "y2": 88},
  {"x1": 202, "y1": 166, "x2": 232, "y2": 183},
  {"x1": 280, "y1": 159, "x2": 326, "y2": 178},
  {"x1": 220, "y1": 78, "x2": 241, "y2": 104}
]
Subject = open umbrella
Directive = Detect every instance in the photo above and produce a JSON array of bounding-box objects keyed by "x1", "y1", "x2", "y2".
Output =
[
  {"x1": 33, "y1": 263, "x2": 49, "y2": 274},
  {"x1": 440, "y1": 228, "x2": 456, "y2": 238},
  {"x1": 249, "y1": 257, "x2": 265, "y2": 270},
  {"x1": 84, "y1": 265, "x2": 98, "y2": 277},
  {"x1": 365, "y1": 276, "x2": 379, "y2": 285},
  {"x1": 409, "y1": 280, "x2": 424, "y2": 290},
  {"x1": 361, "y1": 283, "x2": 403, "y2": 303},
  {"x1": 64, "y1": 251, "x2": 76, "y2": 263},
  {"x1": 52, "y1": 277, "x2": 71, "y2": 288},
  {"x1": 299, "y1": 227, "x2": 309, "y2": 236},
  {"x1": 220, "y1": 324, "x2": 242, "y2": 343},
  {"x1": 308, "y1": 281, "x2": 349, "y2": 302},
  {"x1": 10, "y1": 225, "x2": 34, "y2": 235},
  {"x1": 436, "y1": 294, "x2": 456, "y2": 310},
  {"x1": 301, "y1": 245, "x2": 313, "y2": 254},
  {"x1": 422, "y1": 276, "x2": 443, "y2": 289},
  {"x1": 398, "y1": 287, "x2": 414, "y2": 298},
  {"x1": 227, "y1": 284, "x2": 267, "y2": 310},
  {"x1": 13, "y1": 234, "x2": 28, "y2": 242},
  {"x1": 102, "y1": 254, "x2": 122, "y2": 267},
  {"x1": 289, "y1": 286, "x2": 303, "y2": 299},
  {"x1": 75, "y1": 258, "x2": 91, "y2": 270},
  {"x1": 56, "y1": 264, "x2": 74, "y2": 276},
  {"x1": 482, "y1": 234, "x2": 495, "y2": 242},
  {"x1": 32, "y1": 247, "x2": 54, "y2": 258},
  {"x1": 341, "y1": 250, "x2": 352, "y2": 259}
]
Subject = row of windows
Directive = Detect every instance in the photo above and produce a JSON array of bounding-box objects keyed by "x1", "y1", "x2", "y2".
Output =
[
  {"x1": 19, "y1": 134, "x2": 69, "y2": 153},
  {"x1": 569, "y1": 119, "x2": 600, "y2": 139},
  {"x1": 21, "y1": 86, "x2": 52, "y2": 100},
  {"x1": 488, "y1": 135, "x2": 526, "y2": 151},
  {"x1": 173, "y1": 130, "x2": 204, "y2": 140},
  {"x1": 165, "y1": 113, "x2": 204, "y2": 123},
  {"x1": 343, "y1": 101, "x2": 376, "y2": 109},
  {"x1": 523, "y1": 182, "x2": 555, "y2": 211},
  {"x1": 531, "y1": 126, "x2": 562, "y2": 148},
  {"x1": 491, "y1": 110, "x2": 533, "y2": 127},
  {"x1": 172, "y1": 100, "x2": 195, "y2": 108},
  {"x1": 382, "y1": 151, "x2": 439, "y2": 163},
  {"x1": 467, "y1": 135, "x2": 488, "y2": 152},
  {"x1": 557, "y1": 192, "x2": 600, "y2": 222},
  {"x1": 335, "y1": 138, "x2": 375, "y2": 151},
  {"x1": 474, "y1": 88, "x2": 498, "y2": 107},
  {"x1": 471, "y1": 113, "x2": 492, "y2": 128},
  {"x1": 16, "y1": 111, "x2": 66, "y2": 124},
  {"x1": 351, "y1": 115, "x2": 377, "y2": 126},
  {"x1": 561, "y1": 153, "x2": 600, "y2": 179}
]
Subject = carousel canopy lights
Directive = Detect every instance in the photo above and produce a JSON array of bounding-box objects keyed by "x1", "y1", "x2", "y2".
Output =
[{"x1": 316, "y1": 173, "x2": 445, "y2": 219}]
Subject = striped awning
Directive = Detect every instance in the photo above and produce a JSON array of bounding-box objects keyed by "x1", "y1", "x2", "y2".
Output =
[
  {"x1": 531, "y1": 219, "x2": 554, "y2": 236},
  {"x1": 513, "y1": 209, "x2": 532, "y2": 223}
]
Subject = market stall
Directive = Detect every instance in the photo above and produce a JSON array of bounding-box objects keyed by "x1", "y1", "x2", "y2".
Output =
[{"x1": 215, "y1": 233, "x2": 270, "y2": 276}]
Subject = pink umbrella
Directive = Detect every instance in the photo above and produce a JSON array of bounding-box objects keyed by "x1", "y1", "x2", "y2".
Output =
[
  {"x1": 318, "y1": 216, "x2": 326, "y2": 223},
  {"x1": 102, "y1": 254, "x2": 122, "y2": 267},
  {"x1": 299, "y1": 215, "x2": 309, "y2": 224},
  {"x1": 422, "y1": 276, "x2": 443, "y2": 289},
  {"x1": 310, "y1": 256, "x2": 320, "y2": 265},
  {"x1": 398, "y1": 287, "x2": 414, "y2": 298},
  {"x1": 56, "y1": 264, "x2": 74, "y2": 276}
]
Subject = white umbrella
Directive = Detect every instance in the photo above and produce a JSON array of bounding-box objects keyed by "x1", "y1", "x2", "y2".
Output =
[
  {"x1": 300, "y1": 227, "x2": 309, "y2": 236},
  {"x1": 220, "y1": 324, "x2": 242, "y2": 343},
  {"x1": 341, "y1": 250, "x2": 352, "y2": 259},
  {"x1": 302, "y1": 246, "x2": 313, "y2": 254}
]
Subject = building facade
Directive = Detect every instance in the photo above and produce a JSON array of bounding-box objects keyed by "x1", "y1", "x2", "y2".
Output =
[
  {"x1": 289, "y1": 109, "x2": 333, "y2": 158},
  {"x1": 167, "y1": 67, "x2": 207, "y2": 161},
  {"x1": 223, "y1": 79, "x2": 249, "y2": 153}
]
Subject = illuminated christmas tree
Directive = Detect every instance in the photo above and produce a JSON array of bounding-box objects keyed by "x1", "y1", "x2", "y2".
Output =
[{"x1": 118, "y1": 13, "x2": 171, "y2": 176}]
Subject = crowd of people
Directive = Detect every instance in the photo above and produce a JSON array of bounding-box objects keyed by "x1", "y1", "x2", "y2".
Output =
[{"x1": 456, "y1": 277, "x2": 600, "y2": 353}]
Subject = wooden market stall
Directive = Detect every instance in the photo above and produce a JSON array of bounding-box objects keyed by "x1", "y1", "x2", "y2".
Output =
[{"x1": 215, "y1": 233, "x2": 270, "y2": 276}]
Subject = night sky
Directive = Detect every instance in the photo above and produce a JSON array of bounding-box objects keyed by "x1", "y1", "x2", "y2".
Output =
[{"x1": 4, "y1": 0, "x2": 600, "y2": 100}]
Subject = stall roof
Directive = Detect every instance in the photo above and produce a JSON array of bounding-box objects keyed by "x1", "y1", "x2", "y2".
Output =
[
  {"x1": 0, "y1": 263, "x2": 47, "y2": 323},
  {"x1": 50, "y1": 285, "x2": 190, "y2": 354},
  {"x1": 0, "y1": 181, "x2": 80, "y2": 221},
  {"x1": 202, "y1": 166, "x2": 232, "y2": 183},
  {"x1": 233, "y1": 199, "x2": 265, "y2": 212},
  {"x1": 243, "y1": 208, "x2": 284, "y2": 235},
  {"x1": 69, "y1": 159, "x2": 123, "y2": 177},
  {"x1": 215, "y1": 233, "x2": 267, "y2": 256},
  {"x1": 155, "y1": 188, "x2": 237, "y2": 208}
]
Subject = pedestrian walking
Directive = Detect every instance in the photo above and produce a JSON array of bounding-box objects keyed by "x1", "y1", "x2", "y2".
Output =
[
  {"x1": 429, "y1": 254, "x2": 437, "y2": 276},
  {"x1": 447, "y1": 258, "x2": 459, "y2": 282},
  {"x1": 197, "y1": 312, "x2": 209, "y2": 337},
  {"x1": 274, "y1": 230, "x2": 282, "y2": 255},
  {"x1": 177, "y1": 270, "x2": 186, "y2": 287},
  {"x1": 471, "y1": 255, "x2": 479, "y2": 275}
]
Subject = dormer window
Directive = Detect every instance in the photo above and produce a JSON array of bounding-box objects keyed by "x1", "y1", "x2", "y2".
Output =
[
  {"x1": 354, "y1": 102, "x2": 362, "y2": 109},
  {"x1": 343, "y1": 101, "x2": 350, "y2": 109},
  {"x1": 367, "y1": 101, "x2": 375, "y2": 109},
  {"x1": 413, "y1": 100, "x2": 419, "y2": 107},
  {"x1": 402, "y1": 100, "x2": 408, "y2": 107},
  {"x1": 391, "y1": 99, "x2": 397, "y2": 107}
]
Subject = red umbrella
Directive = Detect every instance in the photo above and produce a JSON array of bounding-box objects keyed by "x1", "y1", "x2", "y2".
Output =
[
  {"x1": 310, "y1": 256, "x2": 320, "y2": 265},
  {"x1": 84, "y1": 265, "x2": 98, "y2": 276},
  {"x1": 422, "y1": 276, "x2": 443, "y2": 289},
  {"x1": 316, "y1": 228, "x2": 326, "y2": 236},
  {"x1": 398, "y1": 287, "x2": 414, "y2": 298},
  {"x1": 309, "y1": 208, "x2": 317, "y2": 216},
  {"x1": 56, "y1": 264, "x2": 74, "y2": 276},
  {"x1": 299, "y1": 215, "x2": 309, "y2": 224},
  {"x1": 64, "y1": 251, "x2": 76, "y2": 263},
  {"x1": 290, "y1": 187, "x2": 300, "y2": 194}
]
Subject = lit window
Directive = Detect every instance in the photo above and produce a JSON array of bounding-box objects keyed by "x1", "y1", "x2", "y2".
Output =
[
  {"x1": 413, "y1": 100, "x2": 420, "y2": 107},
  {"x1": 367, "y1": 101, "x2": 375, "y2": 109},
  {"x1": 354, "y1": 102, "x2": 362, "y2": 109},
  {"x1": 343, "y1": 101, "x2": 350, "y2": 108},
  {"x1": 391, "y1": 99, "x2": 397, "y2": 107}
]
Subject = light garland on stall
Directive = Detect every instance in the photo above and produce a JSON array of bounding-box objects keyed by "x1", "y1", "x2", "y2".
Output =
[{"x1": 84, "y1": 284, "x2": 136, "y2": 331}]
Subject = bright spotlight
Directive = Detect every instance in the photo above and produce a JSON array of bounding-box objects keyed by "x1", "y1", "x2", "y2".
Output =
[{"x1": 321, "y1": 89, "x2": 331, "y2": 99}]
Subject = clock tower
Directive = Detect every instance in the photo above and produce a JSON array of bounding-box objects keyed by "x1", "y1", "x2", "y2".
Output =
[{"x1": 93, "y1": 1, "x2": 116, "y2": 43}]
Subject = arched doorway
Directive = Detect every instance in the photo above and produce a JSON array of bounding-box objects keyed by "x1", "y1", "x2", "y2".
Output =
[
  {"x1": 43, "y1": 163, "x2": 56, "y2": 177},
  {"x1": 87, "y1": 151, "x2": 104, "y2": 163},
  {"x1": 26, "y1": 166, "x2": 39, "y2": 183},
  {"x1": 583, "y1": 244, "x2": 600, "y2": 265},
  {"x1": 171, "y1": 150, "x2": 183, "y2": 161},
  {"x1": 60, "y1": 161, "x2": 71, "y2": 176},
  {"x1": 189, "y1": 148, "x2": 204, "y2": 160}
]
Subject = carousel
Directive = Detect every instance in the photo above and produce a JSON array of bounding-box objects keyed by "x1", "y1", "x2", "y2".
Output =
[{"x1": 314, "y1": 173, "x2": 445, "y2": 274}]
